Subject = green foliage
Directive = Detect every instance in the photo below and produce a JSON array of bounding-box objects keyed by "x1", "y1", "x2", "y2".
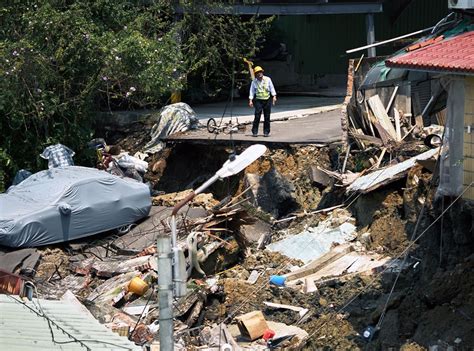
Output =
[
  {"x1": 0, "y1": 0, "x2": 271, "y2": 190},
  {"x1": 180, "y1": 1, "x2": 273, "y2": 99}
]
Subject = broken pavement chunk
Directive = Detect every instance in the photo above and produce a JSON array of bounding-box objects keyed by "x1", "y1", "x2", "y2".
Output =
[
  {"x1": 266, "y1": 217, "x2": 356, "y2": 264},
  {"x1": 91, "y1": 255, "x2": 154, "y2": 278},
  {"x1": 308, "y1": 165, "x2": 332, "y2": 188},
  {"x1": 0, "y1": 248, "x2": 40, "y2": 275}
]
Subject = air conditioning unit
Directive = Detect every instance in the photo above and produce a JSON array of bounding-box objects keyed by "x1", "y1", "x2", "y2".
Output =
[{"x1": 448, "y1": 0, "x2": 474, "y2": 9}]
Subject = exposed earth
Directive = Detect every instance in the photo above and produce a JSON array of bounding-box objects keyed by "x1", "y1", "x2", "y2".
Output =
[{"x1": 31, "y1": 135, "x2": 474, "y2": 350}]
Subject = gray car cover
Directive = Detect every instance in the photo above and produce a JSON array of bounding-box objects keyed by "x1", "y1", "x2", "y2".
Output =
[{"x1": 0, "y1": 166, "x2": 151, "y2": 248}]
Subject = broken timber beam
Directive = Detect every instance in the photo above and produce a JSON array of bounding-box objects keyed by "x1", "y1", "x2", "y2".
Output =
[
  {"x1": 347, "y1": 147, "x2": 440, "y2": 193},
  {"x1": 368, "y1": 95, "x2": 398, "y2": 142},
  {"x1": 284, "y1": 244, "x2": 354, "y2": 281}
]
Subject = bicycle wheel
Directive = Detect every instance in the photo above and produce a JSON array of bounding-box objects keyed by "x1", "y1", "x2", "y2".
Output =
[{"x1": 207, "y1": 118, "x2": 218, "y2": 134}]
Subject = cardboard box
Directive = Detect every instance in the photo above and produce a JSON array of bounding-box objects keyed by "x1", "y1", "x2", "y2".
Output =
[{"x1": 236, "y1": 310, "x2": 268, "y2": 341}]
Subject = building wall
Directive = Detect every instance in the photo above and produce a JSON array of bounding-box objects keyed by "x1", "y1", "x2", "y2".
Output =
[
  {"x1": 273, "y1": 0, "x2": 448, "y2": 76},
  {"x1": 464, "y1": 77, "x2": 474, "y2": 200}
]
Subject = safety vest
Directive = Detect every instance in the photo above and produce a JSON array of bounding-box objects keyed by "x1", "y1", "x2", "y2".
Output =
[{"x1": 255, "y1": 77, "x2": 270, "y2": 100}]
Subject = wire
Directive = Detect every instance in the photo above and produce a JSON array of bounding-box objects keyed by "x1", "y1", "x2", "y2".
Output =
[
  {"x1": 8, "y1": 283, "x2": 138, "y2": 350},
  {"x1": 7, "y1": 294, "x2": 91, "y2": 351},
  {"x1": 305, "y1": 182, "x2": 473, "y2": 343},
  {"x1": 372, "y1": 133, "x2": 445, "y2": 334},
  {"x1": 129, "y1": 285, "x2": 155, "y2": 341}
]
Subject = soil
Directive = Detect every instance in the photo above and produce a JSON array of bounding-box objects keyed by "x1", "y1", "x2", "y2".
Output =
[
  {"x1": 244, "y1": 146, "x2": 332, "y2": 212},
  {"x1": 22, "y1": 130, "x2": 474, "y2": 350},
  {"x1": 197, "y1": 145, "x2": 473, "y2": 350}
]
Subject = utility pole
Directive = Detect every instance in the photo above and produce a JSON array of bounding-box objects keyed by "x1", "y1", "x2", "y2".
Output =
[
  {"x1": 157, "y1": 235, "x2": 173, "y2": 351},
  {"x1": 157, "y1": 144, "x2": 267, "y2": 350}
]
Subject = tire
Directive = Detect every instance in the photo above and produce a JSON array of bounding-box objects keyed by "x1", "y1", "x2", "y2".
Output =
[
  {"x1": 117, "y1": 223, "x2": 135, "y2": 235},
  {"x1": 207, "y1": 118, "x2": 218, "y2": 134}
]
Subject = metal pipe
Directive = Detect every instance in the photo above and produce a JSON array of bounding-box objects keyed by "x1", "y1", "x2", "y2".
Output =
[
  {"x1": 158, "y1": 235, "x2": 174, "y2": 351},
  {"x1": 365, "y1": 14, "x2": 376, "y2": 57},
  {"x1": 171, "y1": 215, "x2": 177, "y2": 249},
  {"x1": 347, "y1": 27, "x2": 434, "y2": 54},
  {"x1": 195, "y1": 174, "x2": 220, "y2": 195}
]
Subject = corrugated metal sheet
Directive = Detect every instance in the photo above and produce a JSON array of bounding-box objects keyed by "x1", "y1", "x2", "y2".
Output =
[
  {"x1": 0, "y1": 294, "x2": 141, "y2": 350},
  {"x1": 273, "y1": 0, "x2": 448, "y2": 74}
]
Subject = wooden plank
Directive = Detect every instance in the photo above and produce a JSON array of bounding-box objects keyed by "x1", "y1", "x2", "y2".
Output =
[
  {"x1": 355, "y1": 53, "x2": 364, "y2": 72},
  {"x1": 394, "y1": 84, "x2": 411, "y2": 120},
  {"x1": 385, "y1": 86, "x2": 399, "y2": 113},
  {"x1": 374, "y1": 148, "x2": 387, "y2": 169},
  {"x1": 368, "y1": 95, "x2": 398, "y2": 141},
  {"x1": 415, "y1": 115, "x2": 424, "y2": 128},
  {"x1": 285, "y1": 244, "x2": 353, "y2": 281},
  {"x1": 394, "y1": 108, "x2": 402, "y2": 141},
  {"x1": 363, "y1": 99, "x2": 376, "y2": 136},
  {"x1": 347, "y1": 148, "x2": 440, "y2": 193},
  {"x1": 372, "y1": 120, "x2": 393, "y2": 145},
  {"x1": 348, "y1": 127, "x2": 366, "y2": 149},
  {"x1": 349, "y1": 132, "x2": 383, "y2": 146},
  {"x1": 402, "y1": 125, "x2": 416, "y2": 141}
]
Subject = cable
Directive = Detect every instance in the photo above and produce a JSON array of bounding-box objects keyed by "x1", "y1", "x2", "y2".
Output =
[
  {"x1": 371, "y1": 132, "x2": 445, "y2": 335},
  {"x1": 7, "y1": 294, "x2": 91, "y2": 351},
  {"x1": 129, "y1": 285, "x2": 155, "y2": 341},
  {"x1": 305, "y1": 182, "x2": 473, "y2": 343}
]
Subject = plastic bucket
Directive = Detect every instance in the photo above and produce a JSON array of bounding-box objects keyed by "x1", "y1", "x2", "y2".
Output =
[
  {"x1": 128, "y1": 277, "x2": 149, "y2": 295},
  {"x1": 269, "y1": 275, "x2": 286, "y2": 286}
]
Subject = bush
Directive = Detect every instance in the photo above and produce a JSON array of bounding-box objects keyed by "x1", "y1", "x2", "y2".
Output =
[{"x1": 0, "y1": 0, "x2": 271, "y2": 190}]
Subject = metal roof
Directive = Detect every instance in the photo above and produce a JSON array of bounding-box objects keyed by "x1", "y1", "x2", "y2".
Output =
[
  {"x1": 386, "y1": 30, "x2": 474, "y2": 75},
  {"x1": 0, "y1": 294, "x2": 142, "y2": 351}
]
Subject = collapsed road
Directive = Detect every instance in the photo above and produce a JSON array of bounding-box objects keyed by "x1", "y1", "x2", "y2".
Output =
[{"x1": 1, "y1": 92, "x2": 473, "y2": 350}]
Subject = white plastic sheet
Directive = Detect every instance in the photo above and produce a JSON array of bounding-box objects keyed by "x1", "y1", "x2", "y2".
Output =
[{"x1": 144, "y1": 102, "x2": 199, "y2": 154}]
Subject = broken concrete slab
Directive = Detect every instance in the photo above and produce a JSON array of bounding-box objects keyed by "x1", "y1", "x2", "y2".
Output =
[
  {"x1": 308, "y1": 165, "x2": 332, "y2": 188},
  {"x1": 239, "y1": 218, "x2": 271, "y2": 244},
  {"x1": 91, "y1": 255, "x2": 154, "y2": 278},
  {"x1": 203, "y1": 323, "x2": 242, "y2": 351},
  {"x1": 0, "y1": 248, "x2": 40, "y2": 275},
  {"x1": 347, "y1": 147, "x2": 439, "y2": 193},
  {"x1": 284, "y1": 244, "x2": 354, "y2": 281},
  {"x1": 266, "y1": 218, "x2": 357, "y2": 264}
]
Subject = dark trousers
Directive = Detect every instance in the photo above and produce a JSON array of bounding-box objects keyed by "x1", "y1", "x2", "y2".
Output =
[{"x1": 252, "y1": 98, "x2": 271, "y2": 135}]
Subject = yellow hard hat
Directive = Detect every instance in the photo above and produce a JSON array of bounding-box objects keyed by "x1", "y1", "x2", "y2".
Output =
[{"x1": 253, "y1": 66, "x2": 264, "y2": 74}]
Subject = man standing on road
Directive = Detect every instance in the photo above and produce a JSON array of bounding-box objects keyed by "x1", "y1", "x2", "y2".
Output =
[{"x1": 249, "y1": 66, "x2": 277, "y2": 137}]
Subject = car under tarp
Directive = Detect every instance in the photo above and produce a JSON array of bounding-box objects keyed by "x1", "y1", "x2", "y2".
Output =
[{"x1": 0, "y1": 166, "x2": 151, "y2": 248}]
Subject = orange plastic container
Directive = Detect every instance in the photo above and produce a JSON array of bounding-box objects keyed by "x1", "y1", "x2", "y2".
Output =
[{"x1": 128, "y1": 276, "x2": 149, "y2": 295}]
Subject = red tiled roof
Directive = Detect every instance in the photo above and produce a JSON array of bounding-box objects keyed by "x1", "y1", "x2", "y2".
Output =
[{"x1": 386, "y1": 31, "x2": 474, "y2": 74}]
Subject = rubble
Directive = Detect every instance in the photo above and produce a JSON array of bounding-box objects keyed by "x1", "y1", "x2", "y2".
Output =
[{"x1": 1, "y1": 77, "x2": 471, "y2": 350}]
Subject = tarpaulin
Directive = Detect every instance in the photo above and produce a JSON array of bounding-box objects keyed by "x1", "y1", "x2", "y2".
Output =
[{"x1": 0, "y1": 166, "x2": 151, "y2": 248}]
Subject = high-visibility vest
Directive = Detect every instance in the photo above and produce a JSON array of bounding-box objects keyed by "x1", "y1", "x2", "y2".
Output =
[{"x1": 255, "y1": 77, "x2": 270, "y2": 100}]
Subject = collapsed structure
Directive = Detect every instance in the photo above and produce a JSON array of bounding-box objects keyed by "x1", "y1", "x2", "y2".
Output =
[{"x1": 1, "y1": 6, "x2": 473, "y2": 351}]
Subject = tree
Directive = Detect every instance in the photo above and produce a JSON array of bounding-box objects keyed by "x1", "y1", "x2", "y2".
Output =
[{"x1": 0, "y1": 0, "x2": 271, "y2": 191}]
